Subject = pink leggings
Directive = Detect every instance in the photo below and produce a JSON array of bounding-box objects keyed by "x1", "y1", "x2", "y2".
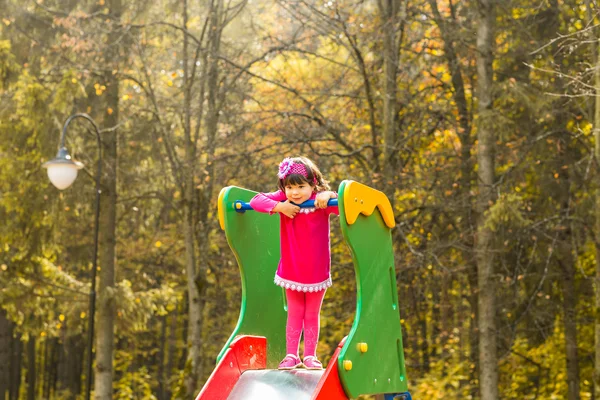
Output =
[{"x1": 285, "y1": 289, "x2": 326, "y2": 357}]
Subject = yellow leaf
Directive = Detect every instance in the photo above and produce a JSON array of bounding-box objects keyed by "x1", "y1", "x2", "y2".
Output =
[
  {"x1": 107, "y1": 108, "x2": 113, "y2": 115},
  {"x1": 167, "y1": 80, "x2": 173, "y2": 87},
  {"x1": 581, "y1": 121, "x2": 592, "y2": 135},
  {"x1": 80, "y1": 312, "x2": 86, "y2": 319},
  {"x1": 155, "y1": 241, "x2": 162, "y2": 248},
  {"x1": 59, "y1": 314, "x2": 65, "y2": 322}
]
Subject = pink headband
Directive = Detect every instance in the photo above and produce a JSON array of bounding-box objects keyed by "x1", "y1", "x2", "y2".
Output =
[{"x1": 278, "y1": 158, "x2": 317, "y2": 185}]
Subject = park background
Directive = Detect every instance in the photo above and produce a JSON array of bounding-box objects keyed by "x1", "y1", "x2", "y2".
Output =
[{"x1": 0, "y1": 0, "x2": 599, "y2": 399}]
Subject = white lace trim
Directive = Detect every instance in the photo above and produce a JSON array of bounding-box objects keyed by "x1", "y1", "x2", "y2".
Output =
[
  {"x1": 274, "y1": 275, "x2": 332, "y2": 292},
  {"x1": 299, "y1": 207, "x2": 316, "y2": 214}
]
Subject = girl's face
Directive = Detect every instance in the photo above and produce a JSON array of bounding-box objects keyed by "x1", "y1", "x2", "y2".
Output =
[{"x1": 284, "y1": 182, "x2": 314, "y2": 205}]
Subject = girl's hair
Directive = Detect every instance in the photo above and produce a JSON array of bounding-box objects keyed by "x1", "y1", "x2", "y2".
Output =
[{"x1": 278, "y1": 156, "x2": 331, "y2": 192}]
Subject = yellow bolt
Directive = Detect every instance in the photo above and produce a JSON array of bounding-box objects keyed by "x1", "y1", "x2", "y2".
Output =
[
  {"x1": 359, "y1": 342, "x2": 368, "y2": 353},
  {"x1": 235, "y1": 202, "x2": 241, "y2": 209},
  {"x1": 343, "y1": 360, "x2": 353, "y2": 371}
]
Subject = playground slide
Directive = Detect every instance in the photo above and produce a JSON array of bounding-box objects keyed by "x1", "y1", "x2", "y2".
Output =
[
  {"x1": 196, "y1": 181, "x2": 412, "y2": 400},
  {"x1": 196, "y1": 335, "x2": 348, "y2": 400}
]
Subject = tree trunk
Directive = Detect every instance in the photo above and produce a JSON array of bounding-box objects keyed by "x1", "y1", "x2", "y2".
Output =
[
  {"x1": 58, "y1": 327, "x2": 67, "y2": 396},
  {"x1": 95, "y1": 2, "x2": 121, "y2": 398},
  {"x1": 596, "y1": 102, "x2": 600, "y2": 400},
  {"x1": 59, "y1": 331, "x2": 83, "y2": 399},
  {"x1": 189, "y1": 0, "x2": 224, "y2": 390},
  {"x1": 43, "y1": 339, "x2": 50, "y2": 398},
  {"x1": 179, "y1": 298, "x2": 189, "y2": 371},
  {"x1": 95, "y1": 82, "x2": 118, "y2": 400},
  {"x1": 182, "y1": 92, "x2": 204, "y2": 397},
  {"x1": 420, "y1": 308, "x2": 430, "y2": 373},
  {"x1": 158, "y1": 315, "x2": 167, "y2": 400},
  {"x1": 475, "y1": 0, "x2": 498, "y2": 399},
  {"x1": 554, "y1": 123, "x2": 581, "y2": 400},
  {"x1": 377, "y1": 0, "x2": 401, "y2": 201},
  {"x1": 0, "y1": 309, "x2": 11, "y2": 399},
  {"x1": 38, "y1": 339, "x2": 45, "y2": 398},
  {"x1": 427, "y1": 2, "x2": 478, "y2": 391},
  {"x1": 27, "y1": 337, "x2": 36, "y2": 400},
  {"x1": 431, "y1": 276, "x2": 441, "y2": 362},
  {"x1": 166, "y1": 310, "x2": 178, "y2": 400},
  {"x1": 558, "y1": 254, "x2": 581, "y2": 400},
  {"x1": 182, "y1": 0, "x2": 204, "y2": 396},
  {"x1": 592, "y1": 4, "x2": 600, "y2": 395},
  {"x1": 440, "y1": 271, "x2": 452, "y2": 368},
  {"x1": 9, "y1": 332, "x2": 22, "y2": 400},
  {"x1": 44, "y1": 338, "x2": 58, "y2": 399},
  {"x1": 408, "y1": 280, "x2": 421, "y2": 372}
]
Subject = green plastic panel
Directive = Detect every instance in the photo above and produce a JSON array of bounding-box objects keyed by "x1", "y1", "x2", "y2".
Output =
[
  {"x1": 337, "y1": 180, "x2": 409, "y2": 397},
  {"x1": 216, "y1": 186, "x2": 287, "y2": 369}
]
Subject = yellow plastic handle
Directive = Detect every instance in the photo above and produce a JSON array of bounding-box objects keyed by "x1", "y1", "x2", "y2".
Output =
[{"x1": 343, "y1": 181, "x2": 395, "y2": 228}]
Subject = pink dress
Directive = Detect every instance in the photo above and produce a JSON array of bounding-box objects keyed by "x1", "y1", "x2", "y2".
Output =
[{"x1": 249, "y1": 190, "x2": 339, "y2": 292}]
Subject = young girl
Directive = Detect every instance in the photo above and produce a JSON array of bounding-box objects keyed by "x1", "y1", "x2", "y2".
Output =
[{"x1": 249, "y1": 156, "x2": 338, "y2": 370}]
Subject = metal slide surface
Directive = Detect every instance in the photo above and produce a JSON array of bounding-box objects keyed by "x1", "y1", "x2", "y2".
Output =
[{"x1": 227, "y1": 370, "x2": 325, "y2": 400}]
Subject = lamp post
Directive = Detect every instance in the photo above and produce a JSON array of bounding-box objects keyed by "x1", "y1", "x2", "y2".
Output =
[{"x1": 43, "y1": 113, "x2": 102, "y2": 400}]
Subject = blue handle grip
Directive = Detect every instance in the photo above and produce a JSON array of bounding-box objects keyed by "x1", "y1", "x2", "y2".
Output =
[{"x1": 233, "y1": 198, "x2": 338, "y2": 212}]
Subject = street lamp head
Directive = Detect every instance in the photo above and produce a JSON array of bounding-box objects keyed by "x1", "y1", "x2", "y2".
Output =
[{"x1": 42, "y1": 147, "x2": 84, "y2": 190}]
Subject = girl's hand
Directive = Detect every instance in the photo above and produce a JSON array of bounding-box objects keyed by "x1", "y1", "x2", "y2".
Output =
[
  {"x1": 273, "y1": 200, "x2": 300, "y2": 218},
  {"x1": 315, "y1": 191, "x2": 335, "y2": 209}
]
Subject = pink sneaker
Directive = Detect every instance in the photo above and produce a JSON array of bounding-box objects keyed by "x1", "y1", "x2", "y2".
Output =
[
  {"x1": 302, "y1": 356, "x2": 323, "y2": 370},
  {"x1": 278, "y1": 354, "x2": 302, "y2": 370}
]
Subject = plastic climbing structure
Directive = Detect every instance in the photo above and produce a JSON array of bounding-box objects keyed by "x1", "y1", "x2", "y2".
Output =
[{"x1": 195, "y1": 180, "x2": 412, "y2": 400}]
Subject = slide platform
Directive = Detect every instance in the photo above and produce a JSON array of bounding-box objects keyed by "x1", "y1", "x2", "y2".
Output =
[{"x1": 196, "y1": 335, "x2": 349, "y2": 400}]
